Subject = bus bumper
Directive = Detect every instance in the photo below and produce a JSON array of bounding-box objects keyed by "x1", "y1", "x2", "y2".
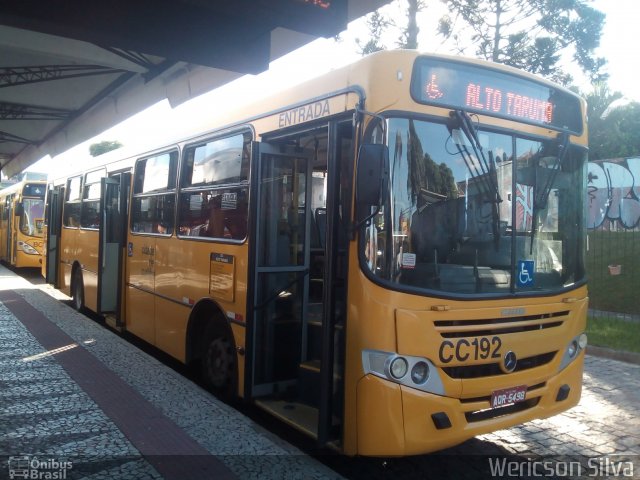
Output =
[
  {"x1": 356, "y1": 351, "x2": 584, "y2": 456},
  {"x1": 15, "y1": 249, "x2": 43, "y2": 269}
]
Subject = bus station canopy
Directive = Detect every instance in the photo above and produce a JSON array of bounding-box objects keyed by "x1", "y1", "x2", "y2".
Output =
[{"x1": 0, "y1": 0, "x2": 387, "y2": 178}]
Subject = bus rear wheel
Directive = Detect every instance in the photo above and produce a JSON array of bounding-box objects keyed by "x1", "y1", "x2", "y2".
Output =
[
  {"x1": 202, "y1": 330, "x2": 236, "y2": 399},
  {"x1": 71, "y1": 269, "x2": 85, "y2": 313}
]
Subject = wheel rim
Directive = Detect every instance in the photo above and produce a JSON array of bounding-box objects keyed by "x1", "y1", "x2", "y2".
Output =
[
  {"x1": 205, "y1": 337, "x2": 234, "y2": 388},
  {"x1": 72, "y1": 274, "x2": 83, "y2": 310}
]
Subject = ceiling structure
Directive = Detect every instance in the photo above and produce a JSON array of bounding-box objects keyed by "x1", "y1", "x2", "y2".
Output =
[{"x1": 0, "y1": 0, "x2": 387, "y2": 178}]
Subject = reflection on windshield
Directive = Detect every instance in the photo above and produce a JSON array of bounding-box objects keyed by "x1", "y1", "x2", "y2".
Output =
[
  {"x1": 362, "y1": 116, "x2": 586, "y2": 295},
  {"x1": 20, "y1": 198, "x2": 45, "y2": 237}
]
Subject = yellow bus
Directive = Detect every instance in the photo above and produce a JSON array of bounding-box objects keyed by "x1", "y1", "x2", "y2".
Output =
[
  {"x1": 43, "y1": 50, "x2": 589, "y2": 456},
  {"x1": 0, "y1": 177, "x2": 46, "y2": 268}
]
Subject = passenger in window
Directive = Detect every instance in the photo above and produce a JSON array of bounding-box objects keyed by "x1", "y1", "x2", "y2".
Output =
[
  {"x1": 206, "y1": 195, "x2": 226, "y2": 238},
  {"x1": 204, "y1": 192, "x2": 247, "y2": 240},
  {"x1": 226, "y1": 214, "x2": 247, "y2": 239}
]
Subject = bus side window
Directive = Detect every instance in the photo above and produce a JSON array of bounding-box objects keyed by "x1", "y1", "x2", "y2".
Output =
[
  {"x1": 80, "y1": 170, "x2": 105, "y2": 229},
  {"x1": 178, "y1": 132, "x2": 250, "y2": 241},
  {"x1": 80, "y1": 200, "x2": 100, "y2": 229},
  {"x1": 63, "y1": 203, "x2": 81, "y2": 227},
  {"x1": 177, "y1": 189, "x2": 248, "y2": 240},
  {"x1": 178, "y1": 193, "x2": 205, "y2": 236},
  {"x1": 64, "y1": 176, "x2": 82, "y2": 228},
  {"x1": 131, "y1": 152, "x2": 178, "y2": 235}
]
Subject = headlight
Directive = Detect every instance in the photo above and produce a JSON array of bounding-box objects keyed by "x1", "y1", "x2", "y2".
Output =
[
  {"x1": 411, "y1": 361, "x2": 429, "y2": 384},
  {"x1": 578, "y1": 333, "x2": 588, "y2": 349},
  {"x1": 362, "y1": 350, "x2": 445, "y2": 395},
  {"x1": 389, "y1": 357, "x2": 408, "y2": 379},
  {"x1": 567, "y1": 340, "x2": 578, "y2": 359},
  {"x1": 559, "y1": 333, "x2": 587, "y2": 372},
  {"x1": 17, "y1": 241, "x2": 39, "y2": 255}
]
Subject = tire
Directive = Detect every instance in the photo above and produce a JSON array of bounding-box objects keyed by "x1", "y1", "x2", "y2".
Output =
[
  {"x1": 71, "y1": 269, "x2": 85, "y2": 312},
  {"x1": 202, "y1": 328, "x2": 237, "y2": 399}
]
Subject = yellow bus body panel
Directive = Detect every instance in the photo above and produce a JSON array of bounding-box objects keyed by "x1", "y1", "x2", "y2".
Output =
[
  {"x1": 342, "y1": 231, "x2": 588, "y2": 454},
  {"x1": 124, "y1": 232, "x2": 249, "y2": 365},
  {"x1": 45, "y1": 51, "x2": 589, "y2": 456}
]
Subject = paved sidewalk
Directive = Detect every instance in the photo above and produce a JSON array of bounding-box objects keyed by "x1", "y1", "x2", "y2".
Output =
[
  {"x1": 479, "y1": 354, "x2": 640, "y2": 457},
  {"x1": 0, "y1": 266, "x2": 340, "y2": 480},
  {"x1": 326, "y1": 354, "x2": 640, "y2": 479},
  {"x1": 3, "y1": 264, "x2": 638, "y2": 479}
]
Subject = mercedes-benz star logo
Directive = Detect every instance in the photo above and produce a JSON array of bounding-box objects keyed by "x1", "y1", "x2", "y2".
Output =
[{"x1": 502, "y1": 351, "x2": 518, "y2": 373}]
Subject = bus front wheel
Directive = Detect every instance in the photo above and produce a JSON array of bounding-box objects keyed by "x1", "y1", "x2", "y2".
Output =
[
  {"x1": 71, "y1": 269, "x2": 85, "y2": 313},
  {"x1": 202, "y1": 328, "x2": 236, "y2": 399}
]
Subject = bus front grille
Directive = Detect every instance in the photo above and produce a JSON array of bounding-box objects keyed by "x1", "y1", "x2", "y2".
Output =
[
  {"x1": 442, "y1": 351, "x2": 557, "y2": 379},
  {"x1": 434, "y1": 311, "x2": 569, "y2": 338}
]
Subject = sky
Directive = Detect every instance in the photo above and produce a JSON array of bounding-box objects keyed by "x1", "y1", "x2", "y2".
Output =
[
  {"x1": 590, "y1": 0, "x2": 639, "y2": 98},
  {"x1": 27, "y1": 0, "x2": 640, "y2": 176}
]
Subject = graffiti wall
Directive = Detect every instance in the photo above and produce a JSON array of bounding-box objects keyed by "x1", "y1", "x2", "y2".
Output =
[{"x1": 587, "y1": 157, "x2": 640, "y2": 230}]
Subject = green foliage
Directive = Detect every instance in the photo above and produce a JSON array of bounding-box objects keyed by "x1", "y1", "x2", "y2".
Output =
[
  {"x1": 438, "y1": 0, "x2": 607, "y2": 85},
  {"x1": 357, "y1": 0, "x2": 426, "y2": 55},
  {"x1": 591, "y1": 102, "x2": 640, "y2": 160},
  {"x1": 397, "y1": 0, "x2": 424, "y2": 49},
  {"x1": 589, "y1": 102, "x2": 640, "y2": 160},
  {"x1": 89, "y1": 140, "x2": 122, "y2": 157},
  {"x1": 356, "y1": 0, "x2": 606, "y2": 87},
  {"x1": 587, "y1": 316, "x2": 640, "y2": 354},
  {"x1": 585, "y1": 84, "x2": 640, "y2": 160},
  {"x1": 586, "y1": 230, "x2": 640, "y2": 315},
  {"x1": 356, "y1": 11, "x2": 390, "y2": 55}
]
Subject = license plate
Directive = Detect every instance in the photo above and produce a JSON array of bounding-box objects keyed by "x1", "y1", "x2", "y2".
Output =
[{"x1": 490, "y1": 385, "x2": 527, "y2": 409}]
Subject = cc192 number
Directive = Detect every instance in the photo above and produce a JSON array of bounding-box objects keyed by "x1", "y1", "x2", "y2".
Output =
[{"x1": 438, "y1": 336, "x2": 502, "y2": 363}]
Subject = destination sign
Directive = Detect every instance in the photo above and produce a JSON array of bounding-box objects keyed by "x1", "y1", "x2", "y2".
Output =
[{"x1": 410, "y1": 57, "x2": 583, "y2": 133}]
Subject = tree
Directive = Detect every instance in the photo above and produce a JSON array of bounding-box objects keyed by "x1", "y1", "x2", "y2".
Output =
[
  {"x1": 356, "y1": 11, "x2": 391, "y2": 55},
  {"x1": 437, "y1": 0, "x2": 607, "y2": 86},
  {"x1": 89, "y1": 140, "x2": 122, "y2": 157},
  {"x1": 585, "y1": 84, "x2": 640, "y2": 160},
  {"x1": 397, "y1": 0, "x2": 424, "y2": 49},
  {"x1": 357, "y1": 0, "x2": 426, "y2": 55}
]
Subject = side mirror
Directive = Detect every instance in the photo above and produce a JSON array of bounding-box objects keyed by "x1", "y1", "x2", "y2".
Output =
[
  {"x1": 356, "y1": 144, "x2": 389, "y2": 207},
  {"x1": 15, "y1": 202, "x2": 24, "y2": 217}
]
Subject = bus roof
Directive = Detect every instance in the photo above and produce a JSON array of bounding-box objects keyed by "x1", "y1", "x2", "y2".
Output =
[{"x1": 47, "y1": 50, "x2": 585, "y2": 183}]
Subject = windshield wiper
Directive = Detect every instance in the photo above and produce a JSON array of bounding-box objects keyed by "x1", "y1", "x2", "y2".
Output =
[
  {"x1": 529, "y1": 132, "x2": 570, "y2": 253},
  {"x1": 447, "y1": 109, "x2": 502, "y2": 249}
]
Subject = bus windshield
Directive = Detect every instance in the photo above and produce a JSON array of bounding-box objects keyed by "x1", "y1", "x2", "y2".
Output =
[
  {"x1": 20, "y1": 197, "x2": 45, "y2": 237},
  {"x1": 363, "y1": 115, "x2": 587, "y2": 295}
]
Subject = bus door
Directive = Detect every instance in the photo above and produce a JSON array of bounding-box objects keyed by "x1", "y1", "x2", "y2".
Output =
[
  {"x1": 97, "y1": 173, "x2": 129, "y2": 321},
  {"x1": 249, "y1": 144, "x2": 314, "y2": 402},
  {"x1": 45, "y1": 185, "x2": 63, "y2": 286},
  {"x1": 249, "y1": 130, "x2": 348, "y2": 444}
]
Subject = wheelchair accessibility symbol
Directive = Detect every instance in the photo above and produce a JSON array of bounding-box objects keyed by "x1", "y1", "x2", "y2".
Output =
[{"x1": 517, "y1": 260, "x2": 535, "y2": 287}]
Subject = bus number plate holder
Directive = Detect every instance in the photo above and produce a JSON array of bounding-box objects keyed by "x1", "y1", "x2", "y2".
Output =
[{"x1": 490, "y1": 385, "x2": 527, "y2": 409}]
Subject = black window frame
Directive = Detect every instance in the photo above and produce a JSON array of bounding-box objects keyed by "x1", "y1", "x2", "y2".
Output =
[
  {"x1": 63, "y1": 176, "x2": 82, "y2": 229},
  {"x1": 177, "y1": 130, "x2": 251, "y2": 243},
  {"x1": 79, "y1": 168, "x2": 106, "y2": 230},
  {"x1": 130, "y1": 149, "x2": 179, "y2": 236}
]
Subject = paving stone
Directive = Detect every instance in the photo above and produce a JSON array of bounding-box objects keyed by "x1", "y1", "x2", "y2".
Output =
[
  {"x1": 0, "y1": 269, "x2": 338, "y2": 480},
  {"x1": 2, "y1": 267, "x2": 640, "y2": 479}
]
